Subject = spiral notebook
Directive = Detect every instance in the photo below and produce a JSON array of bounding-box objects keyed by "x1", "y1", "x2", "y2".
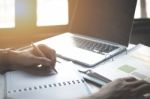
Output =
[{"x1": 5, "y1": 62, "x2": 91, "y2": 99}]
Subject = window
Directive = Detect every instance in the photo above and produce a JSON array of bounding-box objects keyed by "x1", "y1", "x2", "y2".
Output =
[
  {"x1": 0, "y1": 0, "x2": 15, "y2": 28},
  {"x1": 0, "y1": 0, "x2": 68, "y2": 28},
  {"x1": 134, "y1": 0, "x2": 150, "y2": 18},
  {"x1": 134, "y1": 0, "x2": 141, "y2": 18},
  {"x1": 146, "y1": 0, "x2": 150, "y2": 18},
  {"x1": 37, "y1": 0, "x2": 68, "y2": 26}
]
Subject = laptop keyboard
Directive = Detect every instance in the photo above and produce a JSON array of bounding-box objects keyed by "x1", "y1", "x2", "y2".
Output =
[{"x1": 73, "y1": 37, "x2": 118, "y2": 54}]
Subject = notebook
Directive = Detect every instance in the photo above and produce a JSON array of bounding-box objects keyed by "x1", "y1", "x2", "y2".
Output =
[
  {"x1": 36, "y1": 0, "x2": 137, "y2": 67},
  {"x1": 92, "y1": 44, "x2": 150, "y2": 83},
  {"x1": 5, "y1": 62, "x2": 91, "y2": 99}
]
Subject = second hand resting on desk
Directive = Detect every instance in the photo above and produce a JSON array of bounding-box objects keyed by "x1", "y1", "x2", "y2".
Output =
[{"x1": 31, "y1": 43, "x2": 58, "y2": 73}]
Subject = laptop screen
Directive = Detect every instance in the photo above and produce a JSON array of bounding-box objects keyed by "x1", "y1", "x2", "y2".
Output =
[{"x1": 70, "y1": 0, "x2": 137, "y2": 46}]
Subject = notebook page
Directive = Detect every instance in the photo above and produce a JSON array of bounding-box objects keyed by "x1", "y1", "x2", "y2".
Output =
[{"x1": 5, "y1": 62, "x2": 91, "y2": 99}]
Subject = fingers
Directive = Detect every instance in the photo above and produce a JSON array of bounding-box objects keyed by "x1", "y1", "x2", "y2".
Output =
[
  {"x1": 129, "y1": 80, "x2": 148, "y2": 88},
  {"x1": 29, "y1": 56, "x2": 53, "y2": 74},
  {"x1": 132, "y1": 83, "x2": 150, "y2": 96},
  {"x1": 33, "y1": 57, "x2": 52, "y2": 68},
  {"x1": 120, "y1": 77, "x2": 149, "y2": 88},
  {"x1": 37, "y1": 44, "x2": 56, "y2": 68},
  {"x1": 122, "y1": 77, "x2": 137, "y2": 82},
  {"x1": 21, "y1": 65, "x2": 55, "y2": 76},
  {"x1": 126, "y1": 80, "x2": 150, "y2": 97},
  {"x1": 115, "y1": 77, "x2": 150, "y2": 98}
]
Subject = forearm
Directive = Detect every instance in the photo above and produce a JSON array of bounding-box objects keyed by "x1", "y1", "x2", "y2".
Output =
[
  {"x1": 0, "y1": 49, "x2": 10, "y2": 74},
  {"x1": 0, "y1": 49, "x2": 7, "y2": 65}
]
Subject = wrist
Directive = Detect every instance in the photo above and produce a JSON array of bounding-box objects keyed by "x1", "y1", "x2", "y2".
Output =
[{"x1": 0, "y1": 49, "x2": 12, "y2": 73}]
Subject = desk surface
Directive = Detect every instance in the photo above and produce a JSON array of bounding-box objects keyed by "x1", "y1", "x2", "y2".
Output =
[{"x1": 0, "y1": 44, "x2": 135, "y2": 99}]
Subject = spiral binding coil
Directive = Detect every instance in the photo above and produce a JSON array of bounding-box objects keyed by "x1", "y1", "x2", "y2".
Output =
[{"x1": 7, "y1": 79, "x2": 85, "y2": 94}]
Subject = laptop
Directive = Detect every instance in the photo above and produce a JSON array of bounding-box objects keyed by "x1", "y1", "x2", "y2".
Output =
[{"x1": 37, "y1": 0, "x2": 137, "y2": 67}]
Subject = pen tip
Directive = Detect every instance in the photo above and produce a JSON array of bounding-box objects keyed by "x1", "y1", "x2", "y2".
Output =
[{"x1": 54, "y1": 69, "x2": 57, "y2": 73}]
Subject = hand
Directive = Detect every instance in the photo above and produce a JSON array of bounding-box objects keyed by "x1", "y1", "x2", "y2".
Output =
[
  {"x1": 7, "y1": 44, "x2": 56, "y2": 75},
  {"x1": 84, "y1": 77, "x2": 150, "y2": 99}
]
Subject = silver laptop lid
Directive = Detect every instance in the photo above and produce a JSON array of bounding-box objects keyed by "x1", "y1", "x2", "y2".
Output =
[{"x1": 70, "y1": 0, "x2": 137, "y2": 46}]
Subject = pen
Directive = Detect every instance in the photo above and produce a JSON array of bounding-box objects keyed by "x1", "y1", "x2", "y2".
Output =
[
  {"x1": 78, "y1": 69, "x2": 111, "y2": 86},
  {"x1": 31, "y1": 43, "x2": 57, "y2": 73}
]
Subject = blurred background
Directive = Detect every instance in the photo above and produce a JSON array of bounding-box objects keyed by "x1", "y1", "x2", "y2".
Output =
[
  {"x1": 0, "y1": 0, "x2": 149, "y2": 48},
  {"x1": 131, "y1": 0, "x2": 150, "y2": 47}
]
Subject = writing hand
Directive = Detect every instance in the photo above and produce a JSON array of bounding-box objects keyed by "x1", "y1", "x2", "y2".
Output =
[{"x1": 7, "y1": 44, "x2": 56, "y2": 75}]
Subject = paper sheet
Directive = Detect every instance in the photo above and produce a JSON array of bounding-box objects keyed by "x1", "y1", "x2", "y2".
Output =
[
  {"x1": 93, "y1": 44, "x2": 150, "y2": 82},
  {"x1": 5, "y1": 62, "x2": 91, "y2": 99}
]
